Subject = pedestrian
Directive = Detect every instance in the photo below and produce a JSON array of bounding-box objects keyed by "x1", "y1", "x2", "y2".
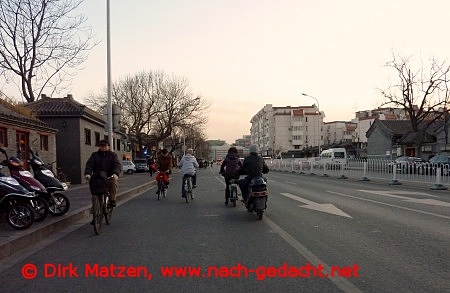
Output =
[{"x1": 147, "y1": 156, "x2": 155, "y2": 177}]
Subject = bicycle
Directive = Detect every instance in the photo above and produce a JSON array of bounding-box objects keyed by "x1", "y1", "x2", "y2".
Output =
[
  {"x1": 156, "y1": 170, "x2": 170, "y2": 200},
  {"x1": 228, "y1": 178, "x2": 239, "y2": 207},
  {"x1": 182, "y1": 174, "x2": 194, "y2": 203},
  {"x1": 89, "y1": 173, "x2": 113, "y2": 235}
]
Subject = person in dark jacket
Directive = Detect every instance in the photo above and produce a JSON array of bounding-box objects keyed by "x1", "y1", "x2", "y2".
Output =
[
  {"x1": 220, "y1": 146, "x2": 242, "y2": 205},
  {"x1": 147, "y1": 156, "x2": 155, "y2": 177},
  {"x1": 84, "y1": 140, "x2": 122, "y2": 220},
  {"x1": 238, "y1": 144, "x2": 269, "y2": 206}
]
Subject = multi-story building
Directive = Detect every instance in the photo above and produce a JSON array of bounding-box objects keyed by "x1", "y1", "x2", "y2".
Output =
[
  {"x1": 234, "y1": 135, "x2": 251, "y2": 148},
  {"x1": 323, "y1": 121, "x2": 357, "y2": 146},
  {"x1": 249, "y1": 104, "x2": 410, "y2": 158},
  {"x1": 250, "y1": 104, "x2": 323, "y2": 157}
]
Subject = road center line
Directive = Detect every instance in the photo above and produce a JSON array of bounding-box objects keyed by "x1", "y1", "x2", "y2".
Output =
[{"x1": 264, "y1": 216, "x2": 362, "y2": 293}]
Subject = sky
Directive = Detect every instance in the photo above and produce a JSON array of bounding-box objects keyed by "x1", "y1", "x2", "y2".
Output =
[{"x1": 8, "y1": 0, "x2": 450, "y2": 144}]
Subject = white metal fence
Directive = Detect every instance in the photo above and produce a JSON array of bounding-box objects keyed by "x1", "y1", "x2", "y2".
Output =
[{"x1": 266, "y1": 158, "x2": 450, "y2": 190}]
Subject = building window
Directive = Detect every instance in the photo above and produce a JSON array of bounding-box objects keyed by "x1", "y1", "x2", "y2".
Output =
[
  {"x1": 84, "y1": 128, "x2": 91, "y2": 145},
  {"x1": 0, "y1": 127, "x2": 7, "y2": 147},
  {"x1": 40, "y1": 134, "x2": 49, "y2": 151},
  {"x1": 95, "y1": 132, "x2": 100, "y2": 146},
  {"x1": 116, "y1": 138, "x2": 121, "y2": 151}
]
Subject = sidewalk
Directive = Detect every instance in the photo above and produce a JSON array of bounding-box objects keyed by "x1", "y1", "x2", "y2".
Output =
[{"x1": 0, "y1": 173, "x2": 156, "y2": 261}]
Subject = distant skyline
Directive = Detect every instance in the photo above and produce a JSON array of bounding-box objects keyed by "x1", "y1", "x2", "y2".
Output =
[{"x1": 3, "y1": 0, "x2": 450, "y2": 144}]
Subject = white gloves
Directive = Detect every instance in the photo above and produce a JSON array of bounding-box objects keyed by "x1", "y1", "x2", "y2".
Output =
[
  {"x1": 85, "y1": 174, "x2": 91, "y2": 181},
  {"x1": 112, "y1": 174, "x2": 118, "y2": 180}
]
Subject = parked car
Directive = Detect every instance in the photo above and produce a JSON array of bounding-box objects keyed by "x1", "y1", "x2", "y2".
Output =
[
  {"x1": 388, "y1": 156, "x2": 425, "y2": 174},
  {"x1": 121, "y1": 160, "x2": 136, "y2": 174},
  {"x1": 417, "y1": 155, "x2": 450, "y2": 176},
  {"x1": 133, "y1": 158, "x2": 149, "y2": 173}
]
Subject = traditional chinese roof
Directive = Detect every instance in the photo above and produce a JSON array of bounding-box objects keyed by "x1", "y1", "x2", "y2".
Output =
[
  {"x1": 0, "y1": 98, "x2": 55, "y2": 131},
  {"x1": 24, "y1": 94, "x2": 105, "y2": 125}
]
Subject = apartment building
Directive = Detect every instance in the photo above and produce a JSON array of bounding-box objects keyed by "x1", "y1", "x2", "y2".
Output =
[
  {"x1": 250, "y1": 104, "x2": 323, "y2": 157},
  {"x1": 249, "y1": 104, "x2": 409, "y2": 158}
]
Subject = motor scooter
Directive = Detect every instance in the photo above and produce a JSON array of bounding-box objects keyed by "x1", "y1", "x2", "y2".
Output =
[
  {"x1": 28, "y1": 149, "x2": 70, "y2": 216},
  {"x1": 246, "y1": 176, "x2": 268, "y2": 220},
  {"x1": 0, "y1": 147, "x2": 49, "y2": 222},
  {"x1": 0, "y1": 164, "x2": 36, "y2": 230}
]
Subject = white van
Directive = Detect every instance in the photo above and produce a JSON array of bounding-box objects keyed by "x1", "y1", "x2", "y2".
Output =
[
  {"x1": 121, "y1": 160, "x2": 136, "y2": 174},
  {"x1": 319, "y1": 148, "x2": 347, "y2": 168}
]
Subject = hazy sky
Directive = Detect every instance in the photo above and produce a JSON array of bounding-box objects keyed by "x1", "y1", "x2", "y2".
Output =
[{"x1": 32, "y1": 1, "x2": 450, "y2": 143}]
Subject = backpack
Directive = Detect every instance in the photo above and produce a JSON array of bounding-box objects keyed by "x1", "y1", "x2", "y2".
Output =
[{"x1": 224, "y1": 155, "x2": 241, "y2": 174}]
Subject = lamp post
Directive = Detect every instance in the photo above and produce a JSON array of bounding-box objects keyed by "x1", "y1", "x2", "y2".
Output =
[
  {"x1": 106, "y1": 0, "x2": 113, "y2": 149},
  {"x1": 301, "y1": 93, "x2": 321, "y2": 155}
]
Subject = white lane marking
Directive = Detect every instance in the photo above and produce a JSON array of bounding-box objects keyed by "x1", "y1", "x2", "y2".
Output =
[
  {"x1": 281, "y1": 193, "x2": 352, "y2": 218},
  {"x1": 327, "y1": 191, "x2": 450, "y2": 220},
  {"x1": 358, "y1": 190, "x2": 450, "y2": 207},
  {"x1": 264, "y1": 216, "x2": 362, "y2": 293}
]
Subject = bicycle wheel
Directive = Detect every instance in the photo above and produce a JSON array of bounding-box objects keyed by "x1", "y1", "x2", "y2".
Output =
[
  {"x1": 230, "y1": 186, "x2": 237, "y2": 207},
  {"x1": 104, "y1": 195, "x2": 113, "y2": 225},
  {"x1": 185, "y1": 178, "x2": 191, "y2": 203},
  {"x1": 157, "y1": 180, "x2": 162, "y2": 200},
  {"x1": 93, "y1": 195, "x2": 103, "y2": 235}
]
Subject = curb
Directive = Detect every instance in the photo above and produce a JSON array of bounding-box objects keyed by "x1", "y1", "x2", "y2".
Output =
[{"x1": 0, "y1": 181, "x2": 155, "y2": 261}]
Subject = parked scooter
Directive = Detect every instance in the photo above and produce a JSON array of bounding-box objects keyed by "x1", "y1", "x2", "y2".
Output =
[
  {"x1": 246, "y1": 176, "x2": 268, "y2": 220},
  {"x1": 28, "y1": 149, "x2": 70, "y2": 216},
  {"x1": 0, "y1": 164, "x2": 36, "y2": 230},
  {"x1": 0, "y1": 147, "x2": 49, "y2": 222}
]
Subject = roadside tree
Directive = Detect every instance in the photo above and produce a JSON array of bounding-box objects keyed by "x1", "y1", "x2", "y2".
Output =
[
  {"x1": 0, "y1": 0, "x2": 96, "y2": 102},
  {"x1": 380, "y1": 53, "x2": 450, "y2": 148}
]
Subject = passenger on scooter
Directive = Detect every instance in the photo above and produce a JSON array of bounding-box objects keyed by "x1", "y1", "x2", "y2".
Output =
[
  {"x1": 238, "y1": 144, "x2": 269, "y2": 208},
  {"x1": 220, "y1": 147, "x2": 242, "y2": 205},
  {"x1": 178, "y1": 148, "x2": 199, "y2": 197}
]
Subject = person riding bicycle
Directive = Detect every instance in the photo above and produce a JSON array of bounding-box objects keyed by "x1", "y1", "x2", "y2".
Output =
[
  {"x1": 84, "y1": 140, "x2": 121, "y2": 224},
  {"x1": 178, "y1": 148, "x2": 199, "y2": 197},
  {"x1": 155, "y1": 148, "x2": 173, "y2": 194},
  {"x1": 220, "y1": 146, "x2": 242, "y2": 205},
  {"x1": 238, "y1": 144, "x2": 269, "y2": 208}
]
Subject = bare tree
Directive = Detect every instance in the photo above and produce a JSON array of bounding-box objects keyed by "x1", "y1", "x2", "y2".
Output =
[
  {"x1": 380, "y1": 53, "x2": 450, "y2": 133},
  {"x1": 0, "y1": 0, "x2": 97, "y2": 102},
  {"x1": 85, "y1": 70, "x2": 210, "y2": 156},
  {"x1": 153, "y1": 74, "x2": 208, "y2": 144}
]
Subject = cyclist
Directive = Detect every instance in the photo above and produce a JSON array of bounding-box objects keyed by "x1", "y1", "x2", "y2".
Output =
[
  {"x1": 155, "y1": 148, "x2": 173, "y2": 194},
  {"x1": 178, "y1": 148, "x2": 199, "y2": 197},
  {"x1": 220, "y1": 146, "x2": 242, "y2": 205},
  {"x1": 84, "y1": 140, "x2": 121, "y2": 224},
  {"x1": 238, "y1": 144, "x2": 269, "y2": 208}
]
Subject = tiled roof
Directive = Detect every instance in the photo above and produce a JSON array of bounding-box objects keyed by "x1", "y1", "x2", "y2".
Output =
[
  {"x1": 378, "y1": 120, "x2": 412, "y2": 136},
  {"x1": 25, "y1": 94, "x2": 104, "y2": 121},
  {"x1": 0, "y1": 98, "x2": 53, "y2": 129}
]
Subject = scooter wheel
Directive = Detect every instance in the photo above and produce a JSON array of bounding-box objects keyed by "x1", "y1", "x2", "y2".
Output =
[
  {"x1": 31, "y1": 198, "x2": 49, "y2": 222},
  {"x1": 7, "y1": 203, "x2": 35, "y2": 230},
  {"x1": 48, "y1": 193, "x2": 70, "y2": 216}
]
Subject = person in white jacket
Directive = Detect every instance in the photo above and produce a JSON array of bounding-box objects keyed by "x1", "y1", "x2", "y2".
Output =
[{"x1": 178, "y1": 148, "x2": 199, "y2": 197}]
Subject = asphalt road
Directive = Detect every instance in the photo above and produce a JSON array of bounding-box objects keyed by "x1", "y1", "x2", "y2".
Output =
[{"x1": 0, "y1": 165, "x2": 449, "y2": 292}]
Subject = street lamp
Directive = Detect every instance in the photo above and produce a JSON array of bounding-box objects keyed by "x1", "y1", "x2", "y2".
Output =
[
  {"x1": 106, "y1": 0, "x2": 113, "y2": 149},
  {"x1": 301, "y1": 93, "x2": 321, "y2": 155}
]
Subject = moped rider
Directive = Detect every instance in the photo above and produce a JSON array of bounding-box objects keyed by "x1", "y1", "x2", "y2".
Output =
[{"x1": 238, "y1": 144, "x2": 269, "y2": 208}]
